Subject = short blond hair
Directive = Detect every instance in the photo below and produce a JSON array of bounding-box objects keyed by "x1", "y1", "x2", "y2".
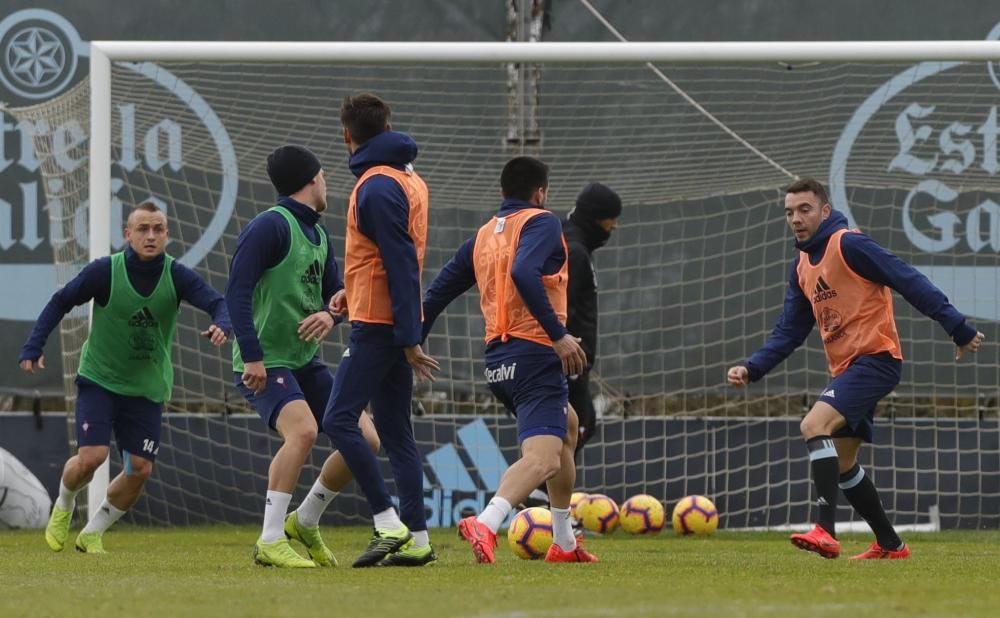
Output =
[{"x1": 126, "y1": 201, "x2": 166, "y2": 226}]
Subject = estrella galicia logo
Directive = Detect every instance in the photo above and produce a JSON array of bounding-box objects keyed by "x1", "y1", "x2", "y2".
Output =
[
  {"x1": 0, "y1": 9, "x2": 238, "y2": 322},
  {"x1": 830, "y1": 20, "x2": 1000, "y2": 321},
  {"x1": 300, "y1": 259, "x2": 322, "y2": 285},
  {"x1": 0, "y1": 10, "x2": 83, "y2": 100},
  {"x1": 128, "y1": 306, "x2": 158, "y2": 328}
]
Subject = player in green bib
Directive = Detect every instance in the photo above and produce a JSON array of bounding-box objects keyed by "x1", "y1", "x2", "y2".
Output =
[
  {"x1": 19, "y1": 202, "x2": 230, "y2": 554},
  {"x1": 227, "y1": 145, "x2": 380, "y2": 568}
]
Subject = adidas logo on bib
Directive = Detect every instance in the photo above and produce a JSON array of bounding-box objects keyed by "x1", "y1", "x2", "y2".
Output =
[
  {"x1": 300, "y1": 259, "x2": 322, "y2": 285},
  {"x1": 813, "y1": 276, "x2": 838, "y2": 303},
  {"x1": 128, "y1": 306, "x2": 158, "y2": 328}
]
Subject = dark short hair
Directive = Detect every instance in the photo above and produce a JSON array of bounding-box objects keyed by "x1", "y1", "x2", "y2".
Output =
[
  {"x1": 785, "y1": 177, "x2": 829, "y2": 205},
  {"x1": 500, "y1": 156, "x2": 549, "y2": 201},
  {"x1": 340, "y1": 93, "x2": 391, "y2": 145}
]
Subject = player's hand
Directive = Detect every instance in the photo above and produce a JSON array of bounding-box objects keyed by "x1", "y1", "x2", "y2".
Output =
[
  {"x1": 298, "y1": 311, "x2": 334, "y2": 342},
  {"x1": 727, "y1": 365, "x2": 749, "y2": 387},
  {"x1": 553, "y1": 335, "x2": 587, "y2": 377},
  {"x1": 956, "y1": 331, "x2": 985, "y2": 360},
  {"x1": 404, "y1": 344, "x2": 440, "y2": 382},
  {"x1": 241, "y1": 361, "x2": 267, "y2": 395},
  {"x1": 329, "y1": 289, "x2": 348, "y2": 319},
  {"x1": 201, "y1": 324, "x2": 228, "y2": 347},
  {"x1": 19, "y1": 356, "x2": 45, "y2": 374}
]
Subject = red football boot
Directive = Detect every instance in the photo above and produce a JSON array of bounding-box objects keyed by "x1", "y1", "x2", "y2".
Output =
[
  {"x1": 457, "y1": 516, "x2": 497, "y2": 564},
  {"x1": 544, "y1": 539, "x2": 599, "y2": 563},
  {"x1": 790, "y1": 524, "x2": 841, "y2": 559},
  {"x1": 849, "y1": 541, "x2": 910, "y2": 560}
]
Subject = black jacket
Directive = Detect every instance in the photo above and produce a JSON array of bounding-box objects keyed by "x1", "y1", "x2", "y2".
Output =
[{"x1": 562, "y1": 214, "x2": 608, "y2": 368}]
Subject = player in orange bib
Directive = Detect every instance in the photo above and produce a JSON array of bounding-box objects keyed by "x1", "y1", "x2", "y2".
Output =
[
  {"x1": 321, "y1": 93, "x2": 439, "y2": 568},
  {"x1": 422, "y1": 157, "x2": 596, "y2": 564},
  {"x1": 727, "y1": 178, "x2": 984, "y2": 560}
]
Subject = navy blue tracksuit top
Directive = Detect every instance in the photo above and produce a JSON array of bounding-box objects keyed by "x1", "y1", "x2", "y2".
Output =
[
  {"x1": 744, "y1": 209, "x2": 977, "y2": 382},
  {"x1": 422, "y1": 200, "x2": 568, "y2": 361}
]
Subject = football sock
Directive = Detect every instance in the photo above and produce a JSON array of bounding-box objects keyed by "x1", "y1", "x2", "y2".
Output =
[
  {"x1": 477, "y1": 496, "x2": 512, "y2": 534},
  {"x1": 56, "y1": 480, "x2": 81, "y2": 512},
  {"x1": 411, "y1": 529, "x2": 430, "y2": 548},
  {"x1": 373, "y1": 507, "x2": 404, "y2": 531},
  {"x1": 261, "y1": 490, "x2": 292, "y2": 543},
  {"x1": 839, "y1": 463, "x2": 904, "y2": 550},
  {"x1": 551, "y1": 506, "x2": 576, "y2": 551},
  {"x1": 80, "y1": 498, "x2": 125, "y2": 535},
  {"x1": 528, "y1": 489, "x2": 549, "y2": 503},
  {"x1": 296, "y1": 479, "x2": 338, "y2": 528},
  {"x1": 806, "y1": 435, "x2": 839, "y2": 537}
]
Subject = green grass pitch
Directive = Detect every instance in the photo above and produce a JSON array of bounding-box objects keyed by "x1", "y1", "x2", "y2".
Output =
[{"x1": 2, "y1": 526, "x2": 999, "y2": 617}]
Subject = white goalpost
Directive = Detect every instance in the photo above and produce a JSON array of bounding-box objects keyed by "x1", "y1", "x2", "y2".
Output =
[{"x1": 25, "y1": 39, "x2": 996, "y2": 528}]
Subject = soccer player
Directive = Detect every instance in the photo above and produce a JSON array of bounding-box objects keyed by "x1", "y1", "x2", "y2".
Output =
[
  {"x1": 19, "y1": 202, "x2": 230, "y2": 554},
  {"x1": 727, "y1": 178, "x2": 984, "y2": 559},
  {"x1": 527, "y1": 182, "x2": 622, "y2": 508},
  {"x1": 228, "y1": 144, "x2": 380, "y2": 568},
  {"x1": 322, "y1": 93, "x2": 438, "y2": 568},
  {"x1": 422, "y1": 156, "x2": 598, "y2": 564}
]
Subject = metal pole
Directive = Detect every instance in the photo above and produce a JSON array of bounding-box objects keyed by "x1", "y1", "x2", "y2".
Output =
[{"x1": 87, "y1": 46, "x2": 112, "y2": 519}]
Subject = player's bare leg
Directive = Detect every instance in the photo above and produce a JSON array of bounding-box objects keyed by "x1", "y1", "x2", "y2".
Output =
[
  {"x1": 498, "y1": 435, "x2": 564, "y2": 506},
  {"x1": 287, "y1": 412, "x2": 382, "y2": 567},
  {"x1": 45, "y1": 446, "x2": 108, "y2": 551},
  {"x1": 270, "y1": 401, "x2": 318, "y2": 493},
  {"x1": 76, "y1": 452, "x2": 151, "y2": 554},
  {"x1": 546, "y1": 406, "x2": 579, "y2": 512},
  {"x1": 106, "y1": 454, "x2": 152, "y2": 510},
  {"x1": 61, "y1": 446, "x2": 108, "y2": 491},
  {"x1": 254, "y1": 401, "x2": 317, "y2": 568},
  {"x1": 544, "y1": 406, "x2": 597, "y2": 562},
  {"x1": 457, "y1": 434, "x2": 562, "y2": 563}
]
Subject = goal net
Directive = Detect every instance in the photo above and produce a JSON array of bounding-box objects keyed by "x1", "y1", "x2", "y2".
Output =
[{"x1": 8, "y1": 42, "x2": 998, "y2": 530}]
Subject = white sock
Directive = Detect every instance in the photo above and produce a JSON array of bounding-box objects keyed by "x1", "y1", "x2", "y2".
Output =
[
  {"x1": 295, "y1": 479, "x2": 338, "y2": 528},
  {"x1": 551, "y1": 506, "x2": 576, "y2": 551},
  {"x1": 528, "y1": 489, "x2": 549, "y2": 502},
  {"x1": 261, "y1": 490, "x2": 292, "y2": 543},
  {"x1": 411, "y1": 529, "x2": 430, "y2": 548},
  {"x1": 81, "y1": 498, "x2": 126, "y2": 535},
  {"x1": 373, "y1": 507, "x2": 403, "y2": 531},
  {"x1": 55, "y1": 480, "x2": 82, "y2": 512},
  {"x1": 477, "y1": 496, "x2": 512, "y2": 534}
]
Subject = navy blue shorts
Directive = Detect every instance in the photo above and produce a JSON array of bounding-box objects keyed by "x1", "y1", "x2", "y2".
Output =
[
  {"x1": 818, "y1": 354, "x2": 901, "y2": 443},
  {"x1": 234, "y1": 357, "x2": 334, "y2": 435},
  {"x1": 75, "y1": 377, "x2": 163, "y2": 461},
  {"x1": 485, "y1": 350, "x2": 568, "y2": 443}
]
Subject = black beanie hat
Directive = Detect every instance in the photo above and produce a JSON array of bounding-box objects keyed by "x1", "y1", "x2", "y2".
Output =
[
  {"x1": 575, "y1": 182, "x2": 622, "y2": 220},
  {"x1": 267, "y1": 145, "x2": 322, "y2": 196}
]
